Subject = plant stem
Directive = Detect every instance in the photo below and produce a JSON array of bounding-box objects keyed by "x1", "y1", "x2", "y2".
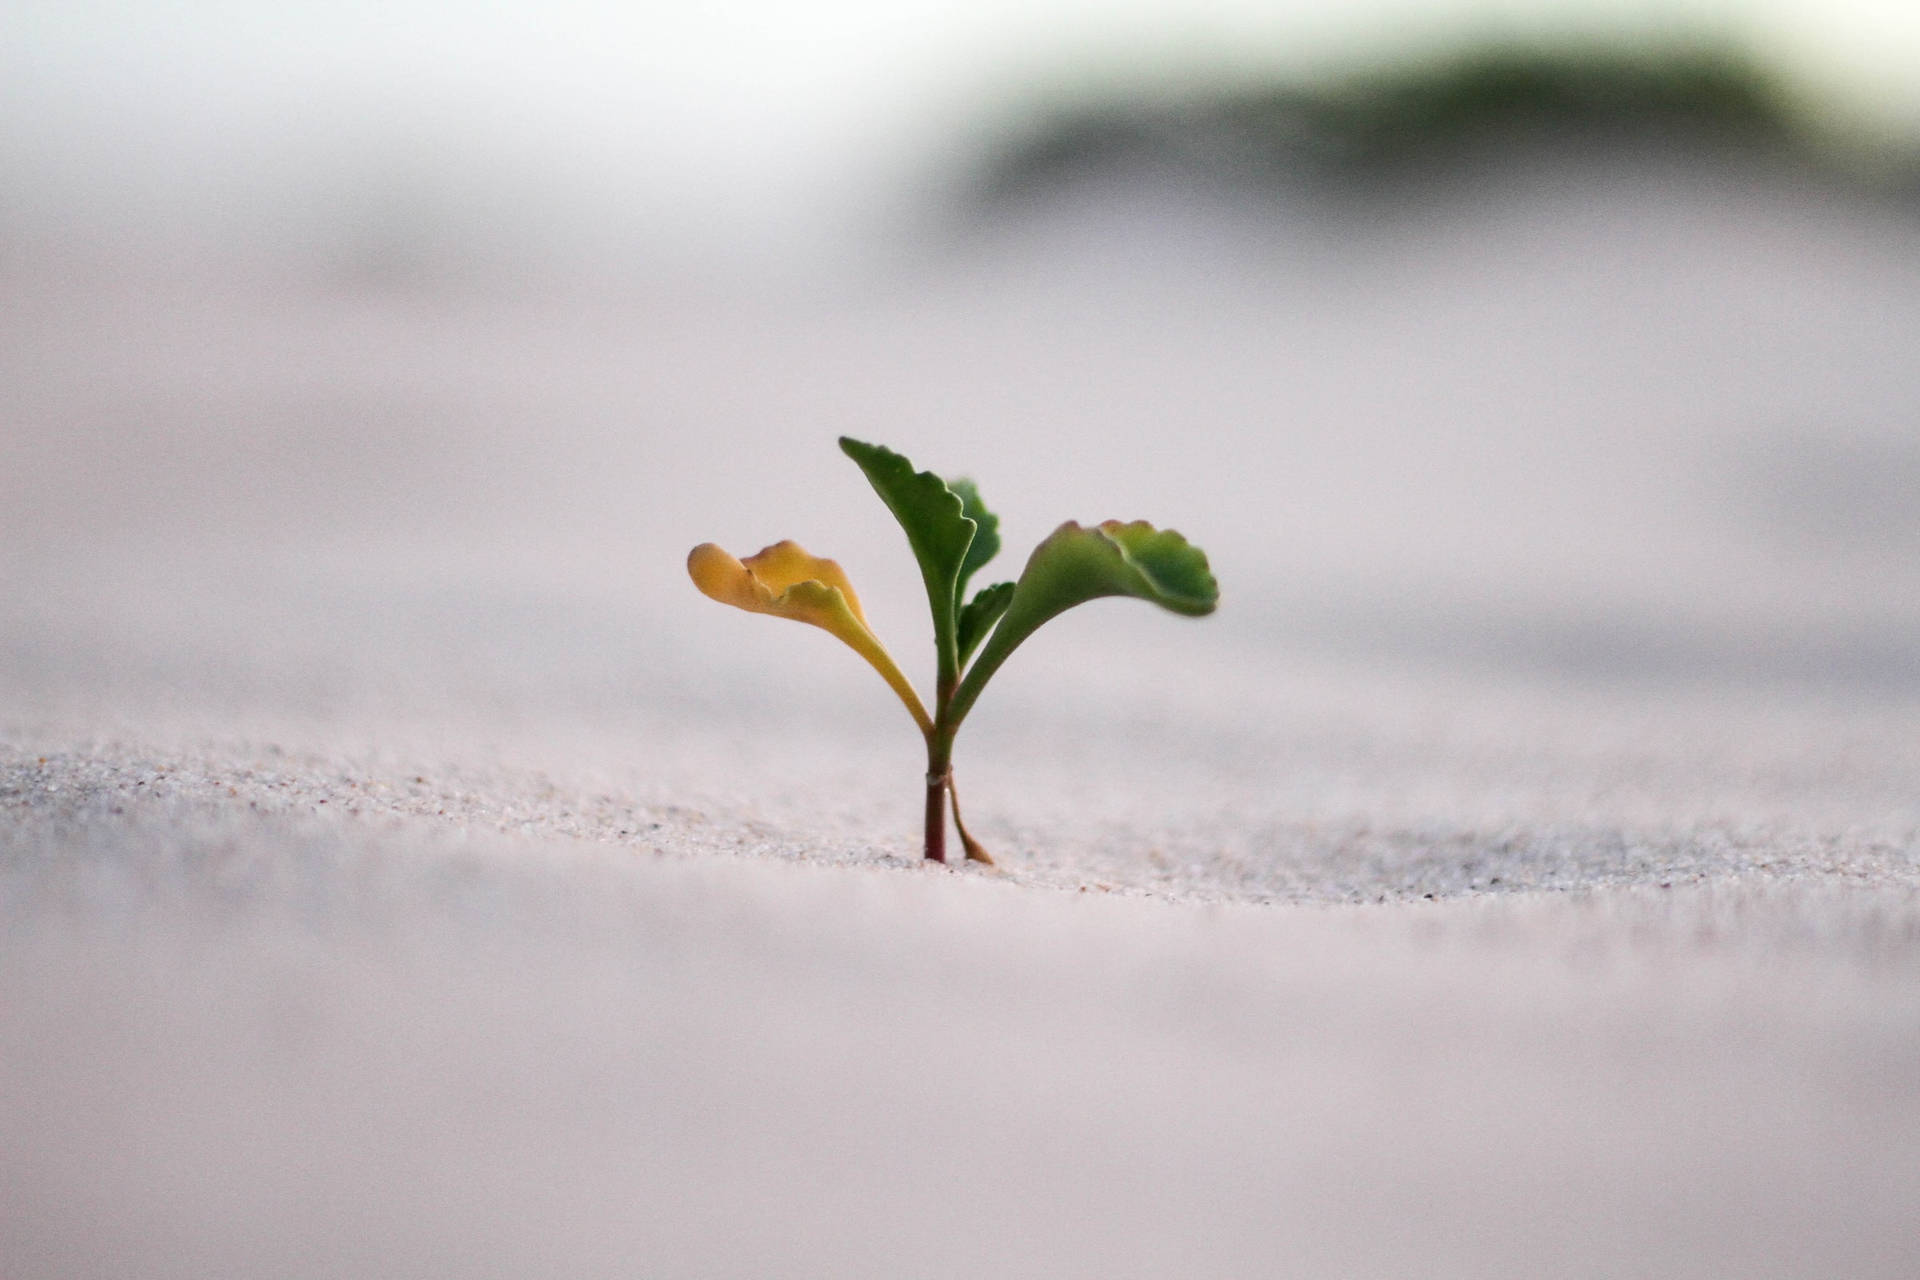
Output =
[
  {"x1": 923, "y1": 764, "x2": 948, "y2": 864},
  {"x1": 923, "y1": 674, "x2": 957, "y2": 862},
  {"x1": 948, "y1": 774, "x2": 993, "y2": 864}
]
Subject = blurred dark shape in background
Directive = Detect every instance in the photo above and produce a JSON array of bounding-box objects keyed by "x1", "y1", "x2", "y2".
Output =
[
  {"x1": 951, "y1": 45, "x2": 1918, "y2": 230},
  {"x1": 7, "y1": 27, "x2": 1920, "y2": 294}
]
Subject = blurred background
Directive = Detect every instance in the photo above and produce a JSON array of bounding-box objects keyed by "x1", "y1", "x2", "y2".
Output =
[
  {"x1": 6, "y1": 0, "x2": 1920, "y2": 767},
  {"x1": 5, "y1": 0, "x2": 1920, "y2": 287}
]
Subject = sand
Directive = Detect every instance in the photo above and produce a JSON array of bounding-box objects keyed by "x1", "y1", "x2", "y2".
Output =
[{"x1": 5, "y1": 164, "x2": 1920, "y2": 1276}]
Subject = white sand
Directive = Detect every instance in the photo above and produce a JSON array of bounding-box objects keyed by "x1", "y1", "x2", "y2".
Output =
[{"x1": 6, "y1": 164, "x2": 1920, "y2": 1276}]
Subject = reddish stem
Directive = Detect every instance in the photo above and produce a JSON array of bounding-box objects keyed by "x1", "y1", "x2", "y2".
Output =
[{"x1": 923, "y1": 769, "x2": 949, "y2": 863}]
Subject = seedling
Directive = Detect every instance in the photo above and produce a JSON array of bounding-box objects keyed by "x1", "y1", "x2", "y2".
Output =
[{"x1": 688, "y1": 437, "x2": 1218, "y2": 864}]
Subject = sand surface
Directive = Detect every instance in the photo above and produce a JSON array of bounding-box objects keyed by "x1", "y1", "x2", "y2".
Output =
[{"x1": 5, "y1": 164, "x2": 1920, "y2": 1276}]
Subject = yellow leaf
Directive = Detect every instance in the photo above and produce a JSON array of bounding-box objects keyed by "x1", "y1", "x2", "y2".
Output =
[{"x1": 688, "y1": 541, "x2": 932, "y2": 735}]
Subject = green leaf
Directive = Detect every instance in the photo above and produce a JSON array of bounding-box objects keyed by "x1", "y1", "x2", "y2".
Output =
[
  {"x1": 947, "y1": 520, "x2": 1218, "y2": 729},
  {"x1": 948, "y1": 478, "x2": 1001, "y2": 600},
  {"x1": 955, "y1": 581, "x2": 1014, "y2": 668},
  {"x1": 839, "y1": 437, "x2": 977, "y2": 684}
]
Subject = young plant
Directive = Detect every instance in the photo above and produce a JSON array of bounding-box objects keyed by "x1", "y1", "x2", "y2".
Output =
[{"x1": 688, "y1": 437, "x2": 1218, "y2": 864}]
